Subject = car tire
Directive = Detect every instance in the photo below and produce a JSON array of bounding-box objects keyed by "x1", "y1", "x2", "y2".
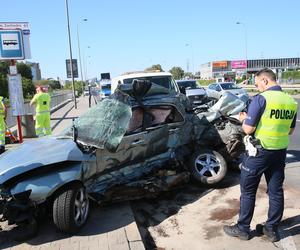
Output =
[
  {"x1": 188, "y1": 149, "x2": 227, "y2": 185},
  {"x1": 53, "y1": 184, "x2": 89, "y2": 233}
]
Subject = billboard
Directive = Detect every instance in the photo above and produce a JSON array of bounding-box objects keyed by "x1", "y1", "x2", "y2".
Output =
[
  {"x1": 101, "y1": 72, "x2": 111, "y2": 80},
  {"x1": 66, "y1": 59, "x2": 78, "y2": 78},
  {"x1": 231, "y1": 60, "x2": 247, "y2": 69},
  {"x1": 0, "y1": 22, "x2": 31, "y2": 59},
  {"x1": 212, "y1": 61, "x2": 228, "y2": 69}
]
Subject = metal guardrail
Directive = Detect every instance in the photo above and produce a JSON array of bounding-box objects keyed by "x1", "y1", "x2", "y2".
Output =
[
  {"x1": 241, "y1": 84, "x2": 300, "y2": 90},
  {"x1": 6, "y1": 90, "x2": 73, "y2": 128}
]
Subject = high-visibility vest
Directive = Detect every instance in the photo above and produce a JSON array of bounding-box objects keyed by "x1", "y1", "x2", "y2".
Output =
[
  {"x1": 255, "y1": 90, "x2": 298, "y2": 150},
  {"x1": 0, "y1": 96, "x2": 4, "y2": 117},
  {"x1": 34, "y1": 93, "x2": 51, "y2": 113}
]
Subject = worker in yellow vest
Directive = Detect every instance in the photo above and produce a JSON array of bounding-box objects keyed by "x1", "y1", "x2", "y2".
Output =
[
  {"x1": 224, "y1": 68, "x2": 298, "y2": 242},
  {"x1": 0, "y1": 96, "x2": 7, "y2": 154},
  {"x1": 30, "y1": 86, "x2": 51, "y2": 137}
]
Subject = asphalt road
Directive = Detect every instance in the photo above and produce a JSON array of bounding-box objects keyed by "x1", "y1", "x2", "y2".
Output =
[{"x1": 285, "y1": 97, "x2": 300, "y2": 192}]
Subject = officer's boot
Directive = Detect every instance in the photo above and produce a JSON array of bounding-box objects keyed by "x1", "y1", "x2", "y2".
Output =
[{"x1": 0, "y1": 146, "x2": 5, "y2": 155}]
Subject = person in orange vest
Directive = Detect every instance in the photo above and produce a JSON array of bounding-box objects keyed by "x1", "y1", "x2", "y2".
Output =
[
  {"x1": 30, "y1": 86, "x2": 51, "y2": 137},
  {"x1": 0, "y1": 96, "x2": 7, "y2": 154}
]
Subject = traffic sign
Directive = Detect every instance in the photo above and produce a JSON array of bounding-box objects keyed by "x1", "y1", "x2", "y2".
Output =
[
  {"x1": 66, "y1": 59, "x2": 79, "y2": 78},
  {"x1": 0, "y1": 29, "x2": 24, "y2": 60},
  {"x1": 0, "y1": 22, "x2": 31, "y2": 59}
]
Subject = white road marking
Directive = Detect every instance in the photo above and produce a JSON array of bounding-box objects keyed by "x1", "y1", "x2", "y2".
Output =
[
  {"x1": 278, "y1": 230, "x2": 297, "y2": 250},
  {"x1": 286, "y1": 153, "x2": 295, "y2": 158},
  {"x1": 297, "y1": 119, "x2": 300, "y2": 122}
]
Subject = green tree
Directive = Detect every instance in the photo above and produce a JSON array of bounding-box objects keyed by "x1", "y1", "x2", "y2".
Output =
[
  {"x1": 184, "y1": 72, "x2": 193, "y2": 79},
  {"x1": 35, "y1": 79, "x2": 62, "y2": 90},
  {"x1": 145, "y1": 64, "x2": 163, "y2": 72},
  {"x1": 17, "y1": 62, "x2": 33, "y2": 80},
  {"x1": 169, "y1": 66, "x2": 184, "y2": 80},
  {"x1": 63, "y1": 80, "x2": 83, "y2": 96},
  {"x1": 22, "y1": 77, "x2": 36, "y2": 99},
  {"x1": 0, "y1": 61, "x2": 9, "y2": 97},
  {"x1": 0, "y1": 61, "x2": 35, "y2": 99}
]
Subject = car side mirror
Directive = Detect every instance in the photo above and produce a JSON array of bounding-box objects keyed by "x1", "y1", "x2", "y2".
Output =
[{"x1": 179, "y1": 86, "x2": 186, "y2": 95}]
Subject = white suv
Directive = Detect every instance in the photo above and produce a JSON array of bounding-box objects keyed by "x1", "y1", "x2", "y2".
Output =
[{"x1": 111, "y1": 71, "x2": 180, "y2": 94}]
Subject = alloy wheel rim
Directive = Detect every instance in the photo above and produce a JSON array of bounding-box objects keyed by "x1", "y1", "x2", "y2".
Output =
[
  {"x1": 194, "y1": 153, "x2": 221, "y2": 178},
  {"x1": 74, "y1": 188, "x2": 89, "y2": 226}
]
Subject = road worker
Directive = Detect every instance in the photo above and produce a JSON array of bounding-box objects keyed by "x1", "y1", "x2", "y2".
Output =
[
  {"x1": 0, "y1": 96, "x2": 7, "y2": 154},
  {"x1": 30, "y1": 86, "x2": 51, "y2": 137}
]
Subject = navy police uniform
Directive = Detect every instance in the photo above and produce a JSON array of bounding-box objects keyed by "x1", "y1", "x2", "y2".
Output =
[{"x1": 237, "y1": 85, "x2": 297, "y2": 233}]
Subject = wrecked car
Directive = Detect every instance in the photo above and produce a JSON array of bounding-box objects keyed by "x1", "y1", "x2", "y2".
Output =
[{"x1": 0, "y1": 80, "x2": 246, "y2": 235}]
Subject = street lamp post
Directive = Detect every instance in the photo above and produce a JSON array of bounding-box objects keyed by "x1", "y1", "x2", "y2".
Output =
[
  {"x1": 65, "y1": 0, "x2": 77, "y2": 109},
  {"x1": 77, "y1": 18, "x2": 87, "y2": 95},
  {"x1": 82, "y1": 46, "x2": 90, "y2": 83},
  {"x1": 185, "y1": 43, "x2": 194, "y2": 76},
  {"x1": 236, "y1": 22, "x2": 248, "y2": 79}
]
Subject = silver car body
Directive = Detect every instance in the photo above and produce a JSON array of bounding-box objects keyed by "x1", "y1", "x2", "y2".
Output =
[
  {"x1": 0, "y1": 137, "x2": 95, "y2": 202},
  {"x1": 206, "y1": 82, "x2": 248, "y2": 100}
]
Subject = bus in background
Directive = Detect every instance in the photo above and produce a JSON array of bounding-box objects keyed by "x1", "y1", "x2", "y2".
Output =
[
  {"x1": 100, "y1": 72, "x2": 111, "y2": 98},
  {"x1": 100, "y1": 81, "x2": 111, "y2": 98}
]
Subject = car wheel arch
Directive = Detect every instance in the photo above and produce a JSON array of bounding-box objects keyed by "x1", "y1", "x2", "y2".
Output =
[{"x1": 47, "y1": 180, "x2": 84, "y2": 203}]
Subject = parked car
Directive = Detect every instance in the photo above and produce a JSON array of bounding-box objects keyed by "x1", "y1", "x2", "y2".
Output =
[
  {"x1": 176, "y1": 80, "x2": 207, "y2": 106},
  {"x1": 206, "y1": 82, "x2": 248, "y2": 100},
  {"x1": 0, "y1": 80, "x2": 246, "y2": 237},
  {"x1": 83, "y1": 89, "x2": 89, "y2": 96}
]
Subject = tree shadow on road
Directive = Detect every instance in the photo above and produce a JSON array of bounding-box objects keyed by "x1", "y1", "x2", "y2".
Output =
[{"x1": 279, "y1": 215, "x2": 300, "y2": 239}]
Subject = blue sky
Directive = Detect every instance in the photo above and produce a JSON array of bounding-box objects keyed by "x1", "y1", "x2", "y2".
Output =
[{"x1": 1, "y1": 0, "x2": 300, "y2": 80}]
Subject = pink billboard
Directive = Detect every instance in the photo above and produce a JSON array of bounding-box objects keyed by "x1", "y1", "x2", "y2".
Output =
[{"x1": 231, "y1": 60, "x2": 247, "y2": 69}]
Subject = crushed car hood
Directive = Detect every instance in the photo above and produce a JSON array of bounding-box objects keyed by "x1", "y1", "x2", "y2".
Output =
[{"x1": 0, "y1": 136, "x2": 83, "y2": 184}]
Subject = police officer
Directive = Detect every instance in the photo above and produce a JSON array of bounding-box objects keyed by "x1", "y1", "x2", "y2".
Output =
[
  {"x1": 30, "y1": 86, "x2": 51, "y2": 137},
  {"x1": 0, "y1": 96, "x2": 7, "y2": 154},
  {"x1": 223, "y1": 68, "x2": 298, "y2": 242}
]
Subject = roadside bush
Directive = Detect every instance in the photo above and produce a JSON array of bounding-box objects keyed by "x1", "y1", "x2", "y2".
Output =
[{"x1": 197, "y1": 79, "x2": 215, "y2": 86}]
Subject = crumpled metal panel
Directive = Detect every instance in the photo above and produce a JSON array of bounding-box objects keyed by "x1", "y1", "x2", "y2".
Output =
[
  {"x1": 201, "y1": 92, "x2": 246, "y2": 122},
  {"x1": 0, "y1": 137, "x2": 83, "y2": 185},
  {"x1": 86, "y1": 151, "x2": 172, "y2": 199}
]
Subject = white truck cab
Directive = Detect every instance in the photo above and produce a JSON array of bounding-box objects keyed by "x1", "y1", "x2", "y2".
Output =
[{"x1": 111, "y1": 71, "x2": 180, "y2": 94}]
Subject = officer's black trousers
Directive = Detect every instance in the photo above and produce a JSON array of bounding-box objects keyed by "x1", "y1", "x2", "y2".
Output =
[{"x1": 237, "y1": 148, "x2": 286, "y2": 233}]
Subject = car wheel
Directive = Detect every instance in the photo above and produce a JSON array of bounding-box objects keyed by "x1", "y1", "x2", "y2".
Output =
[
  {"x1": 188, "y1": 149, "x2": 227, "y2": 185},
  {"x1": 53, "y1": 184, "x2": 89, "y2": 233}
]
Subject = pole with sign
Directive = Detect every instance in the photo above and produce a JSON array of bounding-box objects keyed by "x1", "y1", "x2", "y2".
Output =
[
  {"x1": 0, "y1": 22, "x2": 31, "y2": 143},
  {"x1": 8, "y1": 60, "x2": 24, "y2": 143}
]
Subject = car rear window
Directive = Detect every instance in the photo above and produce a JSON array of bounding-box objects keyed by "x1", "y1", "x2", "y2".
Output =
[
  {"x1": 123, "y1": 76, "x2": 173, "y2": 90},
  {"x1": 177, "y1": 81, "x2": 197, "y2": 89},
  {"x1": 220, "y1": 83, "x2": 241, "y2": 90}
]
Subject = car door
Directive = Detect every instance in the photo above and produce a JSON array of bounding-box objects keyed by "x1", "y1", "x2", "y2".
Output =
[
  {"x1": 166, "y1": 105, "x2": 186, "y2": 149},
  {"x1": 95, "y1": 107, "x2": 148, "y2": 173}
]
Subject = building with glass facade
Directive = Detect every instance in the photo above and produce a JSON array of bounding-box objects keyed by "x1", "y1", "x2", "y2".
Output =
[{"x1": 200, "y1": 57, "x2": 300, "y2": 80}]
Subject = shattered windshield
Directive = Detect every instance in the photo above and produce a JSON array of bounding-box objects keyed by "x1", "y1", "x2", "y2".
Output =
[{"x1": 65, "y1": 91, "x2": 132, "y2": 150}]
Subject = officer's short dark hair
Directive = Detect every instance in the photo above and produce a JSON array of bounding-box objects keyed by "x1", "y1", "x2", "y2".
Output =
[{"x1": 255, "y1": 68, "x2": 276, "y2": 82}]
